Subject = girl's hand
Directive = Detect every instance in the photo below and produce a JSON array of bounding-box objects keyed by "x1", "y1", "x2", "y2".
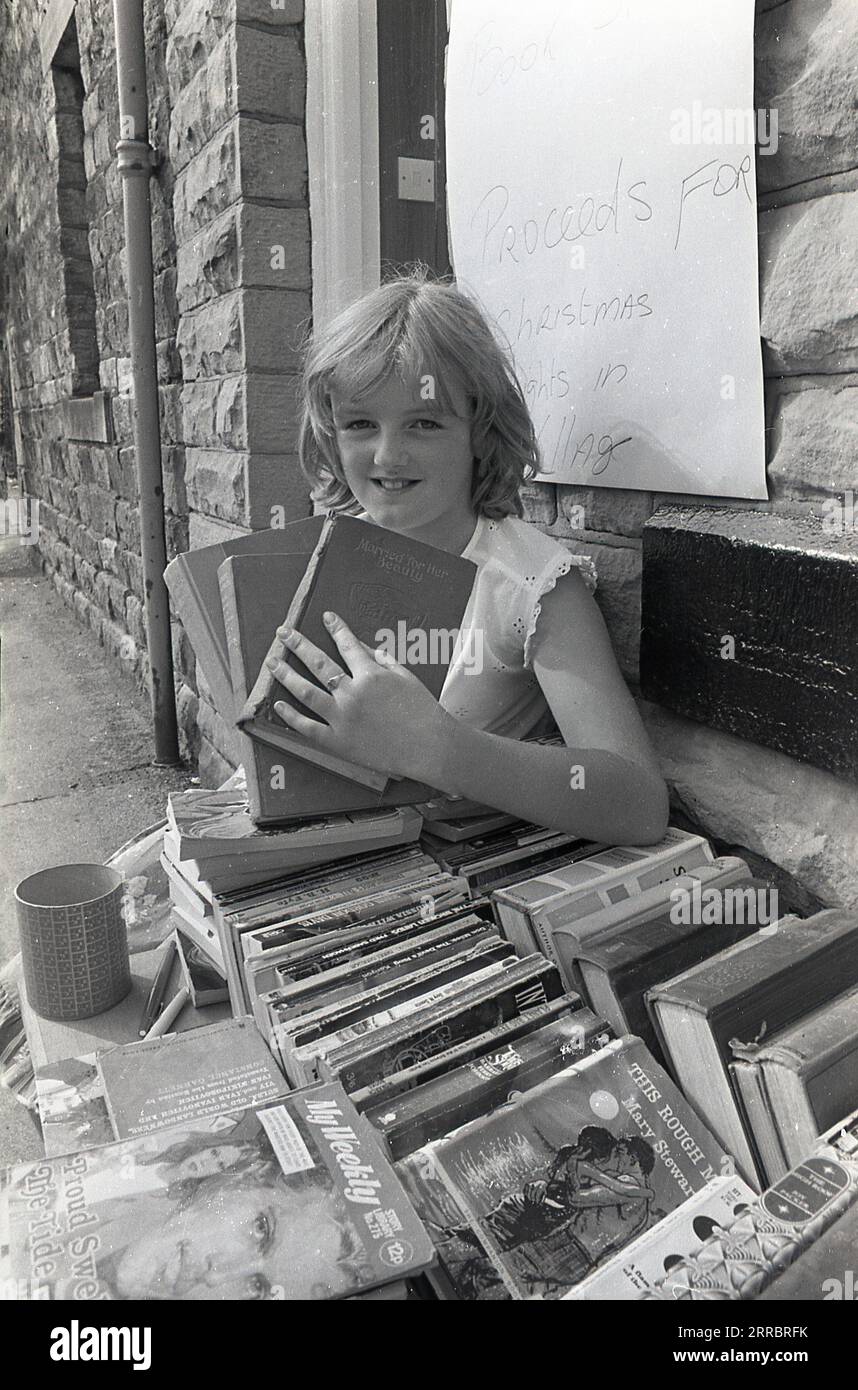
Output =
[{"x1": 268, "y1": 611, "x2": 453, "y2": 783}]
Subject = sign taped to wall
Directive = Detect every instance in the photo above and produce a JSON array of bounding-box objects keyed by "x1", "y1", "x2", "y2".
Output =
[{"x1": 445, "y1": 0, "x2": 767, "y2": 498}]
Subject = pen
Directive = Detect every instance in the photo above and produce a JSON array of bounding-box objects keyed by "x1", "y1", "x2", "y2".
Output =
[
  {"x1": 138, "y1": 937, "x2": 178, "y2": 1037},
  {"x1": 142, "y1": 985, "x2": 190, "y2": 1041}
]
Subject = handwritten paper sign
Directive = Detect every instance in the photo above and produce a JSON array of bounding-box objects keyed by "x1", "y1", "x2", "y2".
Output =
[{"x1": 445, "y1": 0, "x2": 767, "y2": 498}]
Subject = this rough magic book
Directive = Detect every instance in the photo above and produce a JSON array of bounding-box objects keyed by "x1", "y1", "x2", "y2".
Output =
[
  {"x1": 231, "y1": 514, "x2": 476, "y2": 820},
  {"x1": 396, "y1": 1035, "x2": 727, "y2": 1300},
  {"x1": 0, "y1": 1082, "x2": 434, "y2": 1301}
]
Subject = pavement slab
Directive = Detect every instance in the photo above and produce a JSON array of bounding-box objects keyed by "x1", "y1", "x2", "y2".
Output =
[{"x1": 0, "y1": 532, "x2": 194, "y2": 1166}]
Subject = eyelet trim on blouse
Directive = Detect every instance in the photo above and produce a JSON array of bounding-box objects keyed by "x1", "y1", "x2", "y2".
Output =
[{"x1": 522, "y1": 552, "x2": 599, "y2": 670}]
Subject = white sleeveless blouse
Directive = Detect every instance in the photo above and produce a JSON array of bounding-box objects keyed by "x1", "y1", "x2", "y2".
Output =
[{"x1": 438, "y1": 515, "x2": 598, "y2": 738}]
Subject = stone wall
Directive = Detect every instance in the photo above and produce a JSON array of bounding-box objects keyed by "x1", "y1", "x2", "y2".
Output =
[
  {"x1": 0, "y1": 0, "x2": 313, "y2": 789},
  {"x1": 0, "y1": 0, "x2": 187, "y2": 690},
  {"x1": 518, "y1": 0, "x2": 858, "y2": 908},
  {"x1": 164, "y1": 0, "x2": 311, "y2": 784}
]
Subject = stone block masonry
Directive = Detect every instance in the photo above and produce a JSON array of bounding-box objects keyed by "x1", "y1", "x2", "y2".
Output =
[{"x1": 0, "y1": 0, "x2": 312, "y2": 776}]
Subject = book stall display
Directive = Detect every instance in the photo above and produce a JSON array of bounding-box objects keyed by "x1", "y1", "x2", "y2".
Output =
[{"x1": 4, "y1": 518, "x2": 858, "y2": 1304}]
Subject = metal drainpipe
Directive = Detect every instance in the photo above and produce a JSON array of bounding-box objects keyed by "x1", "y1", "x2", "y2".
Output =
[{"x1": 112, "y1": 0, "x2": 180, "y2": 764}]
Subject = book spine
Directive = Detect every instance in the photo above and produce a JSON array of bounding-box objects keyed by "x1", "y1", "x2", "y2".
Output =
[
  {"x1": 333, "y1": 960, "x2": 564, "y2": 1094},
  {"x1": 240, "y1": 715, "x2": 389, "y2": 792},
  {"x1": 165, "y1": 556, "x2": 234, "y2": 727},
  {"x1": 350, "y1": 995, "x2": 577, "y2": 1110},
  {"x1": 210, "y1": 899, "x2": 249, "y2": 1019}
]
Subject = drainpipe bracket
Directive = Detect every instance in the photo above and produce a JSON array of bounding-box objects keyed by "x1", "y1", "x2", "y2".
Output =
[{"x1": 115, "y1": 138, "x2": 159, "y2": 177}]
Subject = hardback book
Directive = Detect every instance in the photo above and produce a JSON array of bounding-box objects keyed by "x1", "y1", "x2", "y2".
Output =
[
  {"x1": 728, "y1": 1059, "x2": 790, "y2": 1190},
  {"x1": 756, "y1": 1200, "x2": 858, "y2": 1300},
  {"x1": 163, "y1": 516, "x2": 325, "y2": 755},
  {"x1": 228, "y1": 515, "x2": 476, "y2": 819},
  {"x1": 565, "y1": 1175, "x2": 757, "y2": 1300},
  {"x1": 547, "y1": 856, "x2": 752, "y2": 992},
  {"x1": 573, "y1": 872, "x2": 770, "y2": 1060},
  {"x1": 729, "y1": 980, "x2": 858, "y2": 1180},
  {"x1": 95, "y1": 1017, "x2": 290, "y2": 1140},
  {"x1": 395, "y1": 1035, "x2": 728, "y2": 1300},
  {"x1": 644, "y1": 1109, "x2": 858, "y2": 1301},
  {"x1": 324, "y1": 956, "x2": 567, "y2": 1096},
  {"x1": 1, "y1": 1082, "x2": 435, "y2": 1300},
  {"x1": 425, "y1": 823, "x2": 581, "y2": 874},
  {"x1": 646, "y1": 908, "x2": 858, "y2": 1186},
  {"x1": 221, "y1": 549, "x2": 390, "y2": 800},
  {"x1": 349, "y1": 995, "x2": 582, "y2": 1112},
  {"x1": 273, "y1": 941, "x2": 519, "y2": 1086},
  {"x1": 492, "y1": 827, "x2": 715, "y2": 965},
  {"x1": 364, "y1": 1009, "x2": 613, "y2": 1161}
]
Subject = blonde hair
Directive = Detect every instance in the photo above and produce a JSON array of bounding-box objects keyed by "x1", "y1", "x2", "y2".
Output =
[{"x1": 298, "y1": 266, "x2": 538, "y2": 518}]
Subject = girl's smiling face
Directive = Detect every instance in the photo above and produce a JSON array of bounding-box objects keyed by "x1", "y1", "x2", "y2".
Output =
[{"x1": 329, "y1": 373, "x2": 479, "y2": 555}]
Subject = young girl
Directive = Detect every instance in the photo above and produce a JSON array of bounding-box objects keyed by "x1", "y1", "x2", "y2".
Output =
[{"x1": 265, "y1": 269, "x2": 668, "y2": 845}]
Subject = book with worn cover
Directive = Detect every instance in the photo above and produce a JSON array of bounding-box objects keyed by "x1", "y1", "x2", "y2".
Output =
[
  {"x1": 396, "y1": 1035, "x2": 727, "y2": 1300},
  {"x1": 1, "y1": 1082, "x2": 435, "y2": 1300},
  {"x1": 163, "y1": 517, "x2": 324, "y2": 755},
  {"x1": 548, "y1": 857, "x2": 752, "y2": 992},
  {"x1": 644, "y1": 1109, "x2": 858, "y2": 1301},
  {"x1": 574, "y1": 872, "x2": 769, "y2": 1059},
  {"x1": 729, "y1": 980, "x2": 858, "y2": 1180},
  {"x1": 229, "y1": 515, "x2": 476, "y2": 819},
  {"x1": 492, "y1": 828, "x2": 715, "y2": 966},
  {"x1": 96, "y1": 1018, "x2": 290, "y2": 1140},
  {"x1": 566, "y1": 1175, "x2": 757, "y2": 1300},
  {"x1": 646, "y1": 908, "x2": 858, "y2": 1186},
  {"x1": 365, "y1": 1009, "x2": 613, "y2": 1161}
]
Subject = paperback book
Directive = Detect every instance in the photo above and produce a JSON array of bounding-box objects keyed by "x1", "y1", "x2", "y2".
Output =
[
  {"x1": 395, "y1": 1035, "x2": 728, "y2": 1300},
  {"x1": 1, "y1": 1082, "x2": 435, "y2": 1300}
]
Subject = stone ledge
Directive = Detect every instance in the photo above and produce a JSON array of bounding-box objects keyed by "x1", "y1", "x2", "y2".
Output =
[{"x1": 641, "y1": 505, "x2": 858, "y2": 782}]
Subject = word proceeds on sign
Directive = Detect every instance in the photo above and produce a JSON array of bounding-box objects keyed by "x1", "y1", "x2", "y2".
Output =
[{"x1": 445, "y1": 0, "x2": 766, "y2": 498}]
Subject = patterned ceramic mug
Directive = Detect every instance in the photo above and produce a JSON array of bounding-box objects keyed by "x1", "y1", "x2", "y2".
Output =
[{"x1": 15, "y1": 863, "x2": 131, "y2": 1021}]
